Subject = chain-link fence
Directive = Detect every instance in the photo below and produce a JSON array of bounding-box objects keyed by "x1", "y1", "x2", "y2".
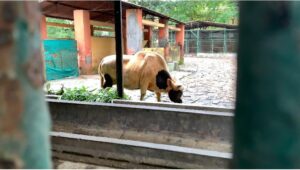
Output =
[
  {"x1": 149, "y1": 29, "x2": 237, "y2": 55},
  {"x1": 183, "y1": 29, "x2": 238, "y2": 54}
]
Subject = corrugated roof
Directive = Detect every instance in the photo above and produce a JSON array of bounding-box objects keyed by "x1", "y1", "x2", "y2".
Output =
[
  {"x1": 185, "y1": 21, "x2": 238, "y2": 30},
  {"x1": 40, "y1": 0, "x2": 184, "y2": 24}
]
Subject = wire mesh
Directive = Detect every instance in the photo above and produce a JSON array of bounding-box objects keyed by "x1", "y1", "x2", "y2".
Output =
[{"x1": 184, "y1": 29, "x2": 238, "y2": 54}]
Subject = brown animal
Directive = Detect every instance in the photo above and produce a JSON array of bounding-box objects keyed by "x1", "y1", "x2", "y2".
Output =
[{"x1": 98, "y1": 51, "x2": 183, "y2": 103}]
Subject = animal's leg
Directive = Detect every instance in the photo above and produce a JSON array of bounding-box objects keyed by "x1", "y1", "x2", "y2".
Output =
[
  {"x1": 140, "y1": 83, "x2": 148, "y2": 101},
  {"x1": 155, "y1": 92, "x2": 161, "y2": 102},
  {"x1": 140, "y1": 90, "x2": 147, "y2": 101},
  {"x1": 140, "y1": 93, "x2": 146, "y2": 101},
  {"x1": 103, "y1": 74, "x2": 113, "y2": 88}
]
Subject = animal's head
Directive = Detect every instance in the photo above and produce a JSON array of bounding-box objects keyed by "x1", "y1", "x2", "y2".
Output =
[
  {"x1": 156, "y1": 70, "x2": 184, "y2": 103},
  {"x1": 167, "y1": 78, "x2": 183, "y2": 103}
]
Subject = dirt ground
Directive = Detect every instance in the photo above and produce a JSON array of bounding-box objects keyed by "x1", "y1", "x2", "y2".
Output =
[
  {"x1": 46, "y1": 54, "x2": 237, "y2": 108},
  {"x1": 54, "y1": 159, "x2": 113, "y2": 169}
]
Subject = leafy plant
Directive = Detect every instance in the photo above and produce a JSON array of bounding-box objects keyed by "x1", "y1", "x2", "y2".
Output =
[
  {"x1": 60, "y1": 86, "x2": 131, "y2": 103},
  {"x1": 46, "y1": 17, "x2": 75, "y2": 39}
]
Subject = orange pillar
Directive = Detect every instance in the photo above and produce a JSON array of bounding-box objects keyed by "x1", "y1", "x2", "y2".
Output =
[
  {"x1": 125, "y1": 9, "x2": 143, "y2": 55},
  {"x1": 159, "y1": 18, "x2": 169, "y2": 61},
  {"x1": 176, "y1": 24, "x2": 185, "y2": 62},
  {"x1": 73, "y1": 10, "x2": 92, "y2": 74},
  {"x1": 40, "y1": 15, "x2": 47, "y2": 40},
  {"x1": 144, "y1": 25, "x2": 152, "y2": 47}
]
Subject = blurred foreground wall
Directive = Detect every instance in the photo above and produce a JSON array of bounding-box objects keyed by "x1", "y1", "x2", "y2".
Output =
[
  {"x1": 0, "y1": 1, "x2": 51, "y2": 168},
  {"x1": 233, "y1": 1, "x2": 300, "y2": 168}
]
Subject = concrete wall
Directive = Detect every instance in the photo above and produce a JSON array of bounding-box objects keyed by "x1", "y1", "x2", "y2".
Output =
[
  {"x1": 143, "y1": 47, "x2": 180, "y2": 63},
  {"x1": 91, "y1": 37, "x2": 116, "y2": 73},
  {"x1": 91, "y1": 38, "x2": 171, "y2": 70},
  {"x1": 143, "y1": 47, "x2": 164, "y2": 57}
]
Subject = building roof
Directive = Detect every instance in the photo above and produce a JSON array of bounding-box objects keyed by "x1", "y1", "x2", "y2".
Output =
[
  {"x1": 40, "y1": 1, "x2": 184, "y2": 24},
  {"x1": 185, "y1": 21, "x2": 238, "y2": 30}
]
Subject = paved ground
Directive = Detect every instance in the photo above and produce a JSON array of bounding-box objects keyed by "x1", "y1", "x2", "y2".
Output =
[{"x1": 46, "y1": 54, "x2": 236, "y2": 108}]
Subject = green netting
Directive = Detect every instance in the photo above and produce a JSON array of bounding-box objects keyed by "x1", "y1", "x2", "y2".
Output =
[{"x1": 43, "y1": 40, "x2": 79, "y2": 80}]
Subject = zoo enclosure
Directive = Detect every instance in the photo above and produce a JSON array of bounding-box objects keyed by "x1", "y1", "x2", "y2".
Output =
[
  {"x1": 172, "y1": 20, "x2": 239, "y2": 54},
  {"x1": 40, "y1": 1, "x2": 185, "y2": 80},
  {"x1": 182, "y1": 29, "x2": 238, "y2": 54}
]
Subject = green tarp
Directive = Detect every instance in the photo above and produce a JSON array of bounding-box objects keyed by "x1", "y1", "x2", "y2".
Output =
[{"x1": 43, "y1": 40, "x2": 79, "y2": 80}]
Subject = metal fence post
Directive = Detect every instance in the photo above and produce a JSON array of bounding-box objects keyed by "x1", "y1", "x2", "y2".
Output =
[
  {"x1": 196, "y1": 29, "x2": 199, "y2": 54},
  {"x1": 224, "y1": 29, "x2": 228, "y2": 53},
  {"x1": 233, "y1": 1, "x2": 300, "y2": 168},
  {"x1": 185, "y1": 31, "x2": 189, "y2": 54},
  {"x1": 114, "y1": 0, "x2": 123, "y2": 98},
  {"x1": 210, "y1": 31, "x2": 214, "y2": 53},
  {"x1": 198, "y1": 29, "x2": 201, "y2": 53}
]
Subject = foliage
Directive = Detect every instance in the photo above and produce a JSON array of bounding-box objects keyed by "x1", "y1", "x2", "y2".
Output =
[
  {"x1": 128, "y1": 0, "x2": 238, "y2": 24},
  {"x1": 46, "y1": 18, "x2": 75, "y2": 39},
  {"x1": 60, "y1": 86, "x2": 131, "y2": 103},
  {"x1": 46, "y1": 17, "x2": 115, "y2": 39}
]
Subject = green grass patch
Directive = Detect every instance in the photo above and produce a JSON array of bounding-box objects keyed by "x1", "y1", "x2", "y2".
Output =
[
  {"x1": 45, "y1": 83, "x2": 130, "y2": 103},
  {"x1": 61, "y1": 86, "x2": 130, "y2": 103}
]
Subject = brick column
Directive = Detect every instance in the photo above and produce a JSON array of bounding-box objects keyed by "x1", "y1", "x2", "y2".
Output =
[
  {"x1": 73, "y1": 10, "x2": 92, "y2": 74},
  {"x1": 176, "y1": 24, "x2": 185, "y2": 63},
  {"x1": 159, "y1": 18, "x2": 169, "y2": 61},
  {"x1": 40, "y1": 15, "x2": 47, "y2": 40}
]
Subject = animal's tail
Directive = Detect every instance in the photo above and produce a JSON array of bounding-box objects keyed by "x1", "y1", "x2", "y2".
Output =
[
  {"x1": 98, "y1": 59, "x2": 103, "y2": 87},
  {"x1": 103, "y1": 74, "x2": 113, "y2": 88},
  {"x1": 98, "y1": 58, "x2": 104, "y2": 75}
]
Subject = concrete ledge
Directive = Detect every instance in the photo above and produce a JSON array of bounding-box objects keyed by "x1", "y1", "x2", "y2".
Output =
[
  {"x1": 48, "y1": 99, "x2": 233, "y2": 151},
  {"x1": 112, "y1": 99, "x2": 234, "y2": 112},
  {"x1": 51, "y1": 132, "x2": 231, "y2": 168},
  {"x1": 45, "y1": 94, "x2": 60, "y2": 99}
]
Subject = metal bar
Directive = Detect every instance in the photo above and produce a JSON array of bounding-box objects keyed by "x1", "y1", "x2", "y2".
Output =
[
  {"x1": 186, "y1": 39, "x2": 189, "y2": 54},
  {"x1": 223, "y1": 29, "x2": 227, "y2": 53},
  {"x1": 192, "y1": 29, "x2": 237, "y2": 32},
  {"x1": 47, "y1": 99, "x2": 233, "y2": 152},
  {"x1": 190, "y1": 29, "x2": 198, "y2": 38},
  {"x1": 196, "y1": 29, "x2": 199, "y2": 54},
  {"x1": 233, "y1": 1, "x2": 300, "y2": 168},
  {"x1": 114, "y1": 0, "x2": 123, "y2": 97},
  {"x1": 51, "y1": 132, "x2": 232, "y2": 168},
  {"x1": 198, "y1": 29, "x2": 201, "y2": 53},
  {"x1": 211, "y1": 31, "x2": 214, "y2": 53}
]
